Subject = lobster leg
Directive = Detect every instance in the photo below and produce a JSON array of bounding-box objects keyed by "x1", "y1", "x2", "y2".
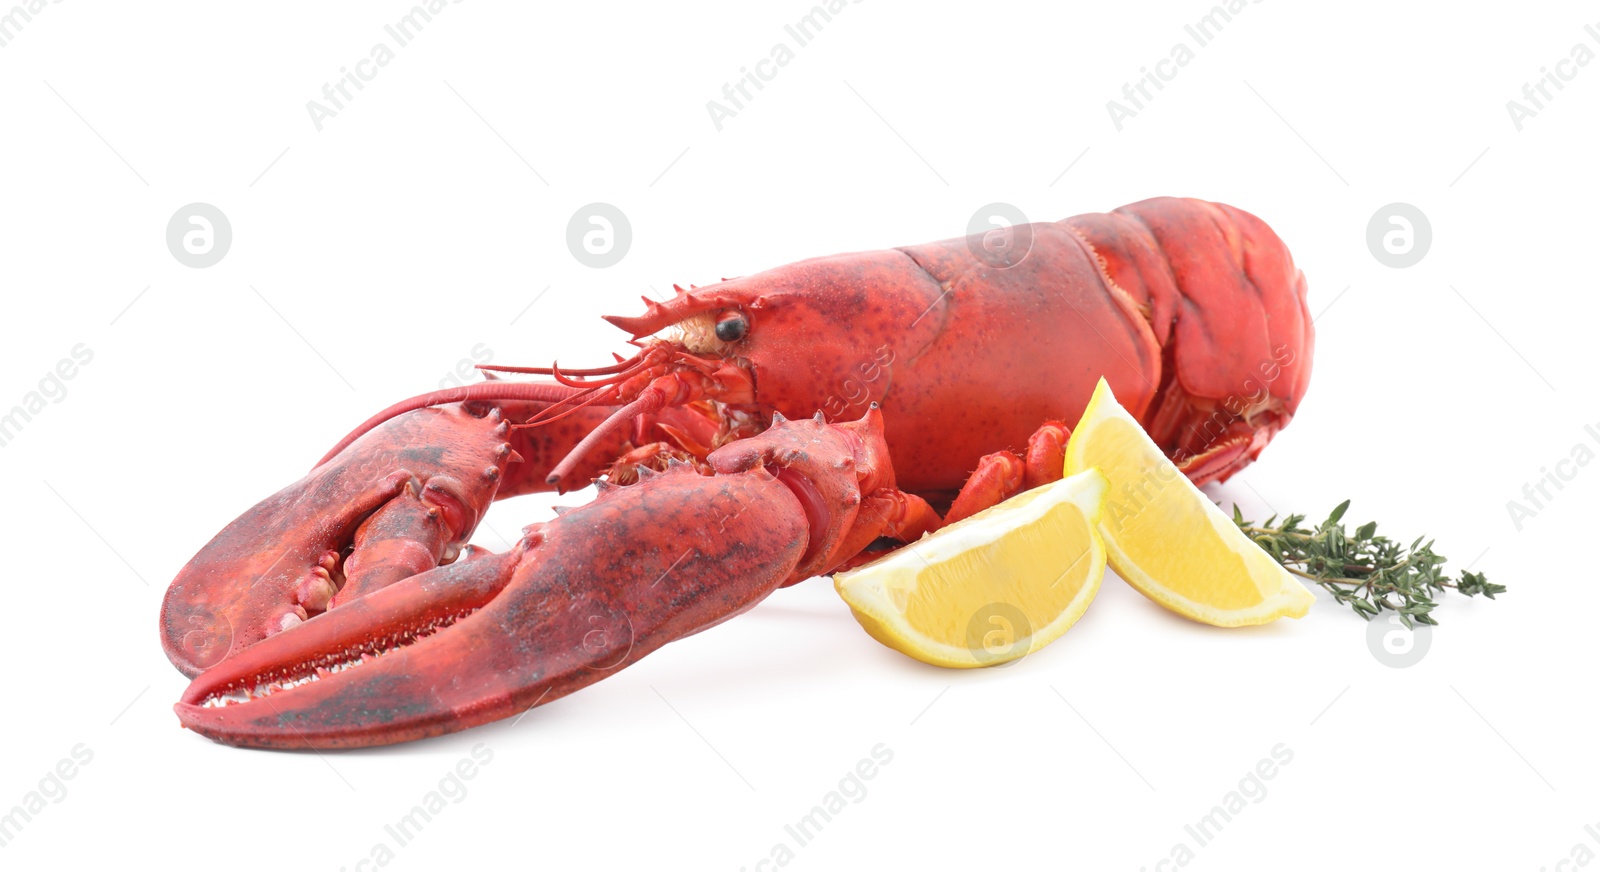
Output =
[
  {"x1": 943, "y1": 421, "x2": 1072, "y2": 524},
  {"x1": 1172, "y1": 432, "x2": 1263, "y2": 485},
  {"x1": 819, "y1": 489, "x2": 943, "y2": 575},
  {"x1": 1022, "y1": 422, "x2": 1072, "y2": 490}
]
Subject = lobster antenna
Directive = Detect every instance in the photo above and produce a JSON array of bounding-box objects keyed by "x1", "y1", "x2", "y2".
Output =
[
  {"x1": 476, "y1": 349, "x2": 646, "y2": 378},
  {"x1": 314, "y1": 381, "x2": 582, "y2": 469},
  {"x1": 513, "y1": 383, "x2": 623, "y2": 429}
]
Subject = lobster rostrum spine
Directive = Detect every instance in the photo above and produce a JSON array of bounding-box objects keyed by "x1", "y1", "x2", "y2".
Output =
[{"x1": 175, "y1": 408, "x2": 932, "y2": 749}]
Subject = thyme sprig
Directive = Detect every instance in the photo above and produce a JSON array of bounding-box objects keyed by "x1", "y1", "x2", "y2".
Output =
[{"x1": 1232, "y1": 500, "x2": 1504, "y2": 627}]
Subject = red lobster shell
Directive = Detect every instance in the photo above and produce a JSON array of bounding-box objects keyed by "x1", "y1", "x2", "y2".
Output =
[{"x1": 160, "y1": 196, "x2": 1312, "y2": 747}]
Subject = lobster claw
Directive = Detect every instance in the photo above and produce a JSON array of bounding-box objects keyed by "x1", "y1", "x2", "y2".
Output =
[
  {"x1": 159, "y1": 404, "x2": 521, "y2": 678},
  {"x1": 174, "y1": 459, "x2": 811, "y2": 749},
  {"x1": 171, "y1": 410, "x2": 908, "y2": 749}
]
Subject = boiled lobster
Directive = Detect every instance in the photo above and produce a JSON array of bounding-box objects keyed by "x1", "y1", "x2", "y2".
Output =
[{"x1": 160, "y1": 196, "x2": 1314, "y2": 748}]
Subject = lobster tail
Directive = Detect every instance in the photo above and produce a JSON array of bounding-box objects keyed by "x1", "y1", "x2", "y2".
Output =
[{"x1": 1065, "y1": 197, "x2": 1313, "y2": 483}]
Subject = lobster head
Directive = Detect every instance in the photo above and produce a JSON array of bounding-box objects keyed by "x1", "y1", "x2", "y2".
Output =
[{"x1": 601, "y1": 249, "x2": 947, "y2": 424}]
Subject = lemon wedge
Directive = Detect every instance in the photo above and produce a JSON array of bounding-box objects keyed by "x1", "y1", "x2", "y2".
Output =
[
  {"x1": 1064, "y1": 378, "x2": 1314, "y2": 626},
  {"x1": 834, "y1": 469, "x2": 1108, "y2": 668}
]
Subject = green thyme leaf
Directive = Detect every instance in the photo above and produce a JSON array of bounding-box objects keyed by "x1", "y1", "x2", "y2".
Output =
[{"x1": 1232, "y1": 501, "x2": 1503, "y2": 625}]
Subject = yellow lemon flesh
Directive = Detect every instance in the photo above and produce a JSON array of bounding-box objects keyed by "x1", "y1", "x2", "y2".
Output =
[
  {"x1": 1064, "y1": 378, "x2": 1314, "y2": 626},
  {"x1": 834, "y1": 469, "x2": 1108, "y2": 668}
]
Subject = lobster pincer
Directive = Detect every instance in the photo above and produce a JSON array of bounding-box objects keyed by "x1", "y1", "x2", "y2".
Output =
[
  {"x1": 159, "y1": 402, "x2": 532, "y2": 678},
  {"x1": 173, "y1": 408, "x2": 938, "y2": 749}
]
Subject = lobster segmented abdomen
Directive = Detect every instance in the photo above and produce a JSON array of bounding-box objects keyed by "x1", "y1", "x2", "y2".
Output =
[
  {"x1": 869, "y1": 222, "x2": 1163, "y2": 497},
  {"x1": 824, "y1": 197, "x2": 1310, "y2": 495}
]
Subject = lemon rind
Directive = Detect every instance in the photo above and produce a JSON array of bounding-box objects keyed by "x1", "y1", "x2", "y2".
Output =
[
  {"x1": 1066, "y1": 378, "x2": 1315, "y2": 627},
  {"x1": 835, "y1": 470, "x2": 1109, "y2": 668}
]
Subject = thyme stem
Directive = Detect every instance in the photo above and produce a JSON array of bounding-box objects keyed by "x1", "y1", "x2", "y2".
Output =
[{"x1": 1232, "y1": 500, "x2": 1505, "y2": 627}]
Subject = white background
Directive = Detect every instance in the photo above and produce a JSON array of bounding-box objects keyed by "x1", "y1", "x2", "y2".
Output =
[{"x1": 2, "y1": 1, "x2": 1595, "y2": 869}]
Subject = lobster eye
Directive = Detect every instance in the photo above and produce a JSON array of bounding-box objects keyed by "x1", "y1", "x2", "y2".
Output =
[{"x1": 714, "y1": 311, "x2": 748, "y2": 342}]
